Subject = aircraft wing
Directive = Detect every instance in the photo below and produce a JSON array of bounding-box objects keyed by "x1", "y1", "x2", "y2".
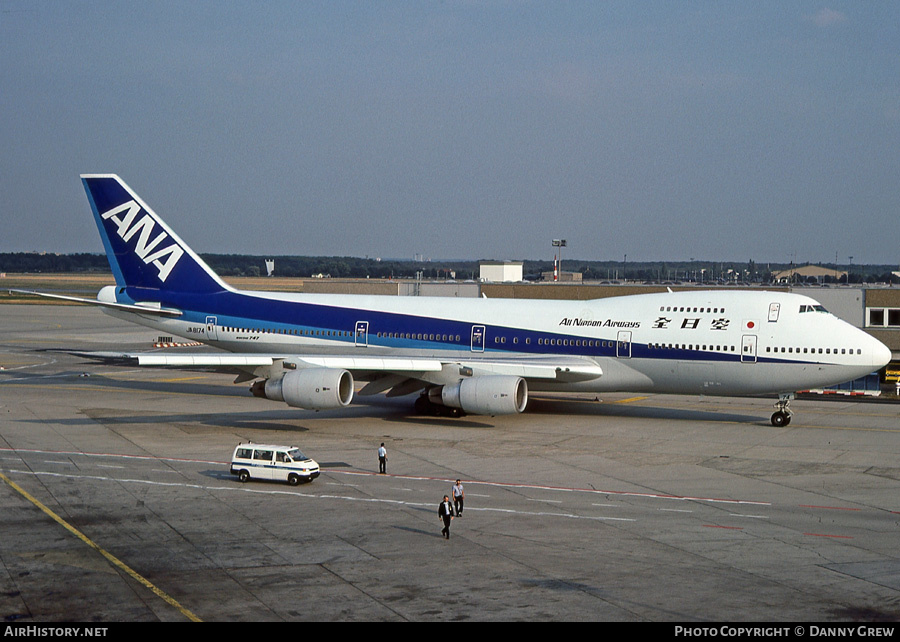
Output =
[
  {"x1": 73, "y1": 351, "x2": 603, "y2": 390},
  {"x1": 284, "y1": 354, "x2": 603, "y2": 390}
]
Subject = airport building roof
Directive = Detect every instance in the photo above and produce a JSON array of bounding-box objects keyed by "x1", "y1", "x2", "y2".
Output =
[{"x1": 773, "y1": 265, "x2": 847, "y2": 281}]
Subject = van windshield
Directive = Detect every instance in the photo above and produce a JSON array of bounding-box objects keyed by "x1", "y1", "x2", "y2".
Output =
[{"x1": 287, "y1": 448, "x2": 308, "y2": 461}]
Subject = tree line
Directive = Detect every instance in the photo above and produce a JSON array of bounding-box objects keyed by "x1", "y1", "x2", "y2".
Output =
[{"x1": 1, "y1": 252, "x2": 897, "y2": 285}]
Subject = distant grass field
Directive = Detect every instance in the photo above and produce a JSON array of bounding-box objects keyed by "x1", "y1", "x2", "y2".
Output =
[
  {"x1": 1, "y1": 273, "x2": 318, "y2": 304},
  {"x1": 1, "y1": 273, "x2": 409, "y2": 304}
]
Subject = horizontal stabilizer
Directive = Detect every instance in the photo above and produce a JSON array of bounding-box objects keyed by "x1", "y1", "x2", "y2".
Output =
[{"x1": 9, "y1": 290, "x2": 183, "y2": 317}]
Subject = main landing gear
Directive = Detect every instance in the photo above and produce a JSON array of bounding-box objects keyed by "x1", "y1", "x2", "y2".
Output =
[
  {"x1": 414, "y1": 394, "x2": 465, "y2": 418},
  {"x1": 771, "y1": 393, "x2": 794, "y2": 427}
]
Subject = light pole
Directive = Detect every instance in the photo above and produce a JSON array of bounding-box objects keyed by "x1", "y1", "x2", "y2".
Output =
[{"x1": 552, "y1": 239, "x2": 567, "y2": 281}]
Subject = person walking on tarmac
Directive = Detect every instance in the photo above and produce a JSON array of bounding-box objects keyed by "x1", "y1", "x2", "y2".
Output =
[
  {"x1": 438, "y1": 495, "x2": 455, "y2": 539},
  {"x1": 451, "y1": 480, "x2": 465, "y2": 516},
  {"x1": 378, "y1": 443, "x2": 387, "y2": 474}
]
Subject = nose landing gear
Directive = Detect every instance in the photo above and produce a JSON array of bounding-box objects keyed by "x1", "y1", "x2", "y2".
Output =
[{"x1": 771, "y1": 393, "x2": 794, "y2": 426}]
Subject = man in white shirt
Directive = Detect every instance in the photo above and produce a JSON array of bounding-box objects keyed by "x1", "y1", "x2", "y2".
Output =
[
  {"x1": 451, "y1": 480, "x2": 465, "y2": 516},
  {"x1": 378, "y1": 443, "x2": 387, "y2": 474}
]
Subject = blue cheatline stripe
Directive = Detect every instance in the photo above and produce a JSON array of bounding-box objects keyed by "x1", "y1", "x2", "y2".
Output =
[{"x1": 118, "y1": 287, "x2": 834, "y2": 367}]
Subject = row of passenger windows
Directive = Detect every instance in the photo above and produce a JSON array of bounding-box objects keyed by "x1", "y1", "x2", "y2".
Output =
[
  {"x1": 377, "y1": 332, "x2": 462, "y2": 342},
  {"x1": 485, "y1": 337, "x2": 622, "y2": 347},
  {"x1": 766, "y1": 347, "x2": 862, "y2": 355},
  {"x1": 221, "y1": 326, "x2": 466, "y2": 342},
  {"x1": 222, "y1": 325, "x2": 623, "y2": 349},
  {"x1": 659, "y1": 306, "x2": 725, "y2": 313},
  {"x1": 380, "y1": 334, "x2": 619, "y2": 348},
  {"x1": 649, "y1": 343, "x2": 736, "y2": 352},
  {"x1": 223, "y1": 326, "x2": 352, "y2": 337}
]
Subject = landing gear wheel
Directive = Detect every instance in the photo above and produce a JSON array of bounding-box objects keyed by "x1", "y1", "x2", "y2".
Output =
[
  {"x1": 414, "y1": 395, "x2": 432, "y2": 415},
  {"x1": 413, "y1": 393, "x2": 465, "y2": 417},
  {"x1": 771, "y1": 411, "x2": 791, "y2": 427},
  {"x1": 771, "y1": 394, "x2": 794, "y2": 427}
]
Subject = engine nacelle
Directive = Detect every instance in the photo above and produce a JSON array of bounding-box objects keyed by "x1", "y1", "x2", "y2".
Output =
[
  {"x1": 253, "y1": 368, "x2": 354, "y2": 410},
  {"x1": 435, "y1": 375, "x2": 528, "y2": 416}
]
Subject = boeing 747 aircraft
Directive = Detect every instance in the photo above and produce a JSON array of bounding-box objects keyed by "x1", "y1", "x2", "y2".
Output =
[{"x1": 15, "y1": 175, "x2": 892, "y2": 426}]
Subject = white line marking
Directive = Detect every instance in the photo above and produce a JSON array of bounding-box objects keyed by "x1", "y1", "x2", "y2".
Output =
[
  {"x1": 0, "y1": 447, "x2": 773, "y2": 507},
  {"x1": 4, "y1": 469, "x2": 637, "y2": 524}
]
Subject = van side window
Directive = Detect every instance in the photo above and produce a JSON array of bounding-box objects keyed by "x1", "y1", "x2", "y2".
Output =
[
  {"x1": 236, "y1": 448, "x2": 253, "y2": 459},
  {"x1": 254, "y1": 450, "x2": 273, "y2": 461}
]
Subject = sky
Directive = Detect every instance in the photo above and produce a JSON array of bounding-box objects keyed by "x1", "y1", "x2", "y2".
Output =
[{"x1": 2, "y1": 1, "x2": 899, "y2": 266}]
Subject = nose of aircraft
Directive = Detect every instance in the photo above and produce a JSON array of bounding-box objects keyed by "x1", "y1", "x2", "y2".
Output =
[{"x1": 872, "y1": 338, "x2": 892, "y2": 370}]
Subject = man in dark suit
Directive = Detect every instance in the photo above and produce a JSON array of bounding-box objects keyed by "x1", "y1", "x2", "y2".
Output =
[{"x1": 438, "y1": 495, "x2": 455, "y2": 539}]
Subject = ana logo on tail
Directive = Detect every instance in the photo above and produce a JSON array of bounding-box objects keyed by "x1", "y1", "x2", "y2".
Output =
[{"x1": 100, "y1": 200, "x2": 184, "y2": 282}]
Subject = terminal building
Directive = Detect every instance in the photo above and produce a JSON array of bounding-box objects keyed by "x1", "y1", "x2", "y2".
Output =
[{"x1": 478, "y1": 260, "x2": 523, "y2": 283}]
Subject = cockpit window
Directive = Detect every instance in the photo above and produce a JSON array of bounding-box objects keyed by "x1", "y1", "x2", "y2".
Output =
[{"x1": 799, "y1": 305, "x2": 829, "y2": 313}]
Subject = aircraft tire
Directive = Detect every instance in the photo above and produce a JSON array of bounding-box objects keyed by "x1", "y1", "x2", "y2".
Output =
[
  {"x1": 771, "y1": 412, "x2": 790, "y2": 427},
  {"x1": 414, "y1": 396, "x2": 431, "y2": 414}
]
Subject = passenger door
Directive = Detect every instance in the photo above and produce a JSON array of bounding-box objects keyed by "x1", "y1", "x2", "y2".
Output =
[
  {"x1": 616, "y1": 331, "x2": 632, "y2": 358},
  {"x1": 355, "y1": 321, "x2": 369, "y2": 347},
  {"x1": 741, "y1": 335, "x2": 758, "y2": 363},
  {"x1": 471, "y1": 325, "x2": 485, "y2": 352},
  {"x1": 272, "y1": 450, "x2": 291, "y2": 482},
  {"x1": 252, "y1": 449, "x2": 275, "y2": 480}
]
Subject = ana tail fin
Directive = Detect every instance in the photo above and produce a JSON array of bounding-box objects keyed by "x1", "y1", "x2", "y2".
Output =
[{"x1": 81, "y1": 175, "x2": 228, "y2": 294}]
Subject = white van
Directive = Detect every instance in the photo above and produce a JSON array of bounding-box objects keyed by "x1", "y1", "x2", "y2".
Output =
[{"x1": 231, "y1": 443, "x2": 320, "y2": 485}]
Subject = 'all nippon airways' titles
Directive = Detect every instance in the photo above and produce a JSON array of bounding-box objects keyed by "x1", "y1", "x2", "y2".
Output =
[{"x1": 558, "y1": 317, "x2": 641, "y2": 329}]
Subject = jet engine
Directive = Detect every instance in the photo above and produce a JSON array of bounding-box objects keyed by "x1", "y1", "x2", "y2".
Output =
[
  {"x1": 251, "y1": 368, "x2": 353, "y2": 410},
  {"x1": 431, "y1": 375, "x2": 528, "y2": 416}
]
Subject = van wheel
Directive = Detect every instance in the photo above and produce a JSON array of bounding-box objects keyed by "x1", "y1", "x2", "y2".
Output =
[
  {"x1": 288, "y1": 474, "x2": 300, "y2": 486},
  {"x1": 238, "y1": 470, "x2": 250, "y2": 483}
]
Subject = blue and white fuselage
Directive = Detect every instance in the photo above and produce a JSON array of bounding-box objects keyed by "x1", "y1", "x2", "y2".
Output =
[{"x1": 30, "y1": 175, "x2": 891, "y2": 425}]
